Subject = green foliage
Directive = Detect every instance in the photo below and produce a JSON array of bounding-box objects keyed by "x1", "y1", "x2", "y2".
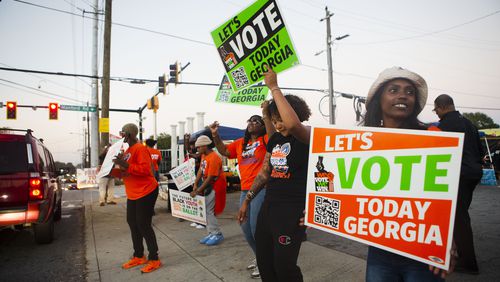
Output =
[
  {"x1": 463, "y1": 112, "x2": 500, "y2": 129},
  {"x1": 154, "y1": 132, "x2": 171, "y2": 150}
]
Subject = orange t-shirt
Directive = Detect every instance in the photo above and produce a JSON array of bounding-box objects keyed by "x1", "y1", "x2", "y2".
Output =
[
  {"x1": 147, "y1": 147, "x2": 162, "y2": 171},
  {"x1": 200, "y1": 151, "x2": 227, "y2": 215},
  {"x1": 226, "y1": 135, "x2": 268, "y2": 190},
  {"x1": 113, "y1": 143, "x2": 157, "y2": 200}
]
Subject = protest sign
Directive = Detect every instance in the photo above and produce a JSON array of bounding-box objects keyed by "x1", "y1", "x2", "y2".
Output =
[
  {"x1": 305, "y1": 126, "x2": 464, "y2": 270},
  {"x1": 169, "y1": 158, "x2": 196, "y2": 191},
  {"x1": 211, "y1": 0, "x2": 299, "y2": 91},
  {"x1": 169, "y1": 189, "x2": 206, "y2": 225},
  {"x1": 96, "y1": 138, "x2": 128, "y2": 179},
  {"x1": 215, "y1": 75, "x2": 269, "y2": 106},
  {"x1": 77, "y1": 168, "x2": 98, "y2": 188}
]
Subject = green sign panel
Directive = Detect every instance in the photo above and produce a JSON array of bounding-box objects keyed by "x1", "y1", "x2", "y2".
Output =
[
  {"x1": 60, "y1": 104, "x2": 97, "y2": 112},
  {"x1": 215, "y1": 75, "x2": 269, "y2": 106},
  {"x1": 211, "y1": 0, "x2": 299, "y2": 91}
]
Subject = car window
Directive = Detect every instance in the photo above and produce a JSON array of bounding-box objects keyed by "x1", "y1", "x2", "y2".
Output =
[
  {"x1": 36, "y1": 142, "x2": 47, "y2": 172},
  {"x1": 44, "y1": 148, "x2": 55, "y2": 173},
  {"x1": 0, "y1": 141, "x2": 28, "y2": 173}
]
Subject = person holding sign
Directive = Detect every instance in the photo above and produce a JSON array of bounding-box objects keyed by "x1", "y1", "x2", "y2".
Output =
[
  {"x1": 190, "y1": 135, "x2": 227, "y2": 246},
  {"x1": 209, "y1": 107, "x2": 274, "y2": 279},
  {"x1": 362, "y1": 67, "x2": 450, "y2": 281},
  {"x1": 238, "y1": 69, "x2": 311, "y2": 282},
  {"x1": 111, "y1": 123, "x2": 161, "y2": 274}
]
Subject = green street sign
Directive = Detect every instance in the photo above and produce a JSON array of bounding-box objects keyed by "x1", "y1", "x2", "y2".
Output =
[
  {"x1": 215, "y1": 75, "x2": 269, "y2": 106},
  {"x1": 60, "y1": 104, "x2": 97, "y2": 112},
  {"x1": 211, "y1": 0, "x2": 299, "y2": 91}
]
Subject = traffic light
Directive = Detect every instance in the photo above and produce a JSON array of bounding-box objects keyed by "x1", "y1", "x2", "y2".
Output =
[
  {"x1": 158, "y1": 74, "x2": 167, "y2": 94},
  {"x1": 6, "y1": 101, "x2": 17, "y2": 120},
  {"x1": 169, "y1": 62, "x2": 180, "y2": 85},
  {"x1": 147, "y1": 96, "x2": 159, "y2": 112},
  {"x1": 48, "y1": 103, "x2": 58, "y2": 120}
]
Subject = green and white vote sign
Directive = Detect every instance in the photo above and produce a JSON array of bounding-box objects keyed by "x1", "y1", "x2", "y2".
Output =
[
  {"x1": 215, "y1": 75, "x2": 269, "y2": 106},
  {"x1": 211, "y1": 0, "x2": 299, "y2": 91}
]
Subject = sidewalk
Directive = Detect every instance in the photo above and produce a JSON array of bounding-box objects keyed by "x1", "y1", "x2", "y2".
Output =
[{"x1": 84, "y1": 186, "x2": 366, "y2": 281}]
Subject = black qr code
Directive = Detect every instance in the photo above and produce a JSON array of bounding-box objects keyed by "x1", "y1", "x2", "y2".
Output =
[
  {"x1": 219, "y1": 90, "x2": 231, "y2": 102},
  {"x1": 231, "y1": 67, "x2": 250, "y2": 88},
  {"x1": 314, "y1": 196, "x2": 340, "y2": 229}
]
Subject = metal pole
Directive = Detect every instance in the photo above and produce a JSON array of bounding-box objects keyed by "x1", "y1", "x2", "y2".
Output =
[
  {"x1": 100, "y1": 0, "x2": 112, "y2": 149},
  {"x1": 154, "y1": 110, "x2": 157, "y2": 141},
  {"x1": 324, "y1": 7, "x2": 335, "y2": 125},
  {"x1": 139, "y1": 111, "x2": 143, "y2": 141},
  {"x1": 87, "y1": 102, "x2": 91, "y2": 168},
  {"x1": 90, "y1": 0, "x2": 100, "y2": 167}
]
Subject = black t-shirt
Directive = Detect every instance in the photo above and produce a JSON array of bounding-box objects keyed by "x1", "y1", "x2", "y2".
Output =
[{"x1": 265, "y1": 133, "x2": 309, "y2": 204}]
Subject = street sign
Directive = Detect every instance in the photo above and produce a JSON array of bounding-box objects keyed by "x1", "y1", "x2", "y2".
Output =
[{"x1": 60, "y1": 104, "x2": 97, "y2": 112}]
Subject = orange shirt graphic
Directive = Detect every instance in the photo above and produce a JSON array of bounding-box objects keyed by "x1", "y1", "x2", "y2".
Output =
[
  {"x1": 112, "y1": 143, "x2": 157, "y2": 200},
  {"x1": 147, "y1": 147, "x2": 162, "y2": 171},
  {"x1": 226, "y1": 135, "x2": 268, "y2": 190}
]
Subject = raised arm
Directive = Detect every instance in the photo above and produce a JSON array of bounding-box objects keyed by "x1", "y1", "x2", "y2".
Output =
[
  {"x1": 264, "y1": 69, "x2": 311, "y2": 144},
  {"x1": 261, "y1": 100, "x2": 276, "y2": 138},
  {"x1": 209, "y1": 121, "x2": 230, "y2": 157}
]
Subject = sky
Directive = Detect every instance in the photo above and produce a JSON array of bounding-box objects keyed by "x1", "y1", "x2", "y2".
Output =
[{"x1": 1, "y1": 0, "x2": 499, "y2": 165}]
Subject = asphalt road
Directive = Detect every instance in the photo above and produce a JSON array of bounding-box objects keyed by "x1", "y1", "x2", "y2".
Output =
[
  {"x1": 307, "y1": 185, "x2": 500, "y2": 281},
  {"x1": 0, "y1": 190, "x2": 86, "y2": 282}
]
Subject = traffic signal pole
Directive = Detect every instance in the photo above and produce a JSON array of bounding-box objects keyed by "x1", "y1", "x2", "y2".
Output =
[{"x1": 90, "y1": 0, "x2": 100, "y2": 167}]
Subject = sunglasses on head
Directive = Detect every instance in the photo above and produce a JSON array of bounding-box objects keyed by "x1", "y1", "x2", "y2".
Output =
[{"x1": 247, "y1": 118, "x2": 263, "y2": 125}]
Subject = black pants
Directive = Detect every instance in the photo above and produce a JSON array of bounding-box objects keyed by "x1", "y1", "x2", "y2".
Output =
[
  {"x1": 127, "y1": 187, "x2": 159, "y2": 260},
  {"x1": 255, "y1": 201, "x2": 306, "y2": 282},
  {"x1": 454, "y1": 177, "x2": 480, "y2": 270}
]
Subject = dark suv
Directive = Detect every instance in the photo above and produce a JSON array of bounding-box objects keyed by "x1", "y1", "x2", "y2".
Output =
[{"x1": 0, "y1": 129, "x2": 62, "y2": 243}]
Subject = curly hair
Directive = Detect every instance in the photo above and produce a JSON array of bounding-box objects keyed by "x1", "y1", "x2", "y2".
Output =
[
  {"x1": 361, "y1": 79, "x2": 426, "y2": 130},
  {"x1": 267, "y1": 94, "x2": 311, "y2": 122}
]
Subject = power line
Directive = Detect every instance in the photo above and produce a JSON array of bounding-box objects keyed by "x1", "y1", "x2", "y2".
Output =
[
  {"x1": 13, "y1": 0, "x2": 213, "y2": 47},
  {"x1": 0, "y1": 78, "x2": 86, "y2": 103},
  {"x1": 0, "y1": 80, "x2": 85, "y2": 104}
]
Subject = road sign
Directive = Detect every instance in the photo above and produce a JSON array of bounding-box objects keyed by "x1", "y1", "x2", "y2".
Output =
[{"x1": 60, "y1": 104, "x2": 97, "y2": 112}]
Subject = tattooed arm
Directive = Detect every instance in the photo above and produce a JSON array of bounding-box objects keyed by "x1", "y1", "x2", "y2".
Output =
[{"x1": 237, "y1": 152, "x2": 271, "y2": 224}]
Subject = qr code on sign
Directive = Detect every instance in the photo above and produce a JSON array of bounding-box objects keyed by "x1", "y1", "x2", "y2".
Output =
[
  {"x1": 219, "y1": 90, "x2": 231, "y2": 102},
  {"x1": 314, "y1": 196, "x2": 341, "y2": 229},
  {"x1": 231, "y1": 67, "x2": 250, "y2": 88}
]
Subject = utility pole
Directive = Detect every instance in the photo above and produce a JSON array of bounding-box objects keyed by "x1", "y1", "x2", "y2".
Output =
[
  {"x1": 90, "y1": 0, "x2": 100, "y2": 167},
  {"x1": 321, "y1": 7, "x2": 349, "y2": 125},
  {"x1": 322, "y1": 7, "x2": 335, "y2": 125},
  {"x1": 100, "y1": 0, "x2": 112, "y2": 149},
  {"x1": 86, "y1": 102, "x2": 91, "y2": 167}
]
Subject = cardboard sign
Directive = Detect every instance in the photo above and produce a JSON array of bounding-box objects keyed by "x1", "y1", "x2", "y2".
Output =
[
  {"x1": 169, "y1": 189, "x2": 206, "y2": 225},
  {"x1": 76, "y1": 168, "x2": 98, "y2": 188},
  {"x1": 169, "y1": 158, "x2": 196, "y2": 191},
  {"x1": 305, "y1": 126, "x2": 464, "y2": 270},
  {"x1": 215, "y1": 75, "x2": 269, "y2": 106},
  {"x1": 211, "y1": 0, "x2": 299, "y2": 91},
  {"x1": 96, "y1": 138, "x2": 128, "y2": 179}
]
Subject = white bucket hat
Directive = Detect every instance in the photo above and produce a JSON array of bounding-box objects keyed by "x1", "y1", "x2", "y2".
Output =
[
  {"x1": 195, "y1": 135, "x2": 212, "y2": 147},
  {"x1": 367, "y1": 66, "x2": 428, "y2": 114}
]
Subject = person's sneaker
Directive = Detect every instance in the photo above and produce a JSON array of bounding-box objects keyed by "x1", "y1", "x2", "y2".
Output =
[
  {"x1": 206, "y1": 234, "x2": 224, "y2": 246},
  {"x1": 190, "y1": 222, "x2": 198, "y2": 227},
  {"x1": 195, "y1": 224, "x2": 205, "y2": 229},
  {"x1": 122, "y1": 256, "x2": 147, "y2": 269},
  {"x1": 251, "y1": 266, "x2": 260, "y2": 279},
  {"x1": 247, "y1": 258, "x2": 257, "y2": 270},
  {"x1": 140, "y1": 260, "x2": 161, "y2": 273},
  {"x1": 199, "y1": 234, "x2": 213, "y2": 244},
  {"x1": 99, "y1": 202, "x2": 105, "y2": 206},
  {"x1": 107, "y1": 201, "x2": 117, "y2": 205}
]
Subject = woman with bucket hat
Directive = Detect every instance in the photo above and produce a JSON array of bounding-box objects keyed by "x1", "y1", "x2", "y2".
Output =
[
  {"x1": 362, "y1": 67, "x2": 452, "y2": 281},
  {"x1": 190, "y1": 135, "x2": 227, "y2": 246}
]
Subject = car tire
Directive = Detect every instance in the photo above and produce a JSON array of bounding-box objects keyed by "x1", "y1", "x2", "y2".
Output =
[
  {"x1": 54, "y1": 199, "x2": 62, "y2": 221},
  {"x1": 33, "y1": 216, "x2": 54, "y2": 244}
]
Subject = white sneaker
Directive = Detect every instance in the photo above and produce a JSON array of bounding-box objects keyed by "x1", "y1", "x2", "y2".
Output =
[
  {"x1": 195, "y1": 224, "x2": 205, "y2": 229},
  {"x1": 190, "y1": 222, "x2": 198, "y2": 227},
  {"x1": 247, "y1": 258, "x2": 257, "y2": 270},
  {"x1": 251, "y1": 266, "x2": 260, "y2": 279}
]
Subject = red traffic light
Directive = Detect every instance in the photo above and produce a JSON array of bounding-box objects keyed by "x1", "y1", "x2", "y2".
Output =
[
  {"x1": 49, "y1": 103, "x2": 58, "y2": 120},
  {"x1": 6, "y1": 101, "x2": 17, "y2": 120}
]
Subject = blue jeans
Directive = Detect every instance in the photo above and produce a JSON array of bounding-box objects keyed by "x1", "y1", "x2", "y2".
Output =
[
  {"x1": 239, "y1": 189, "x2": 266, "y2": 255},
  {"x1": 366, "y1": 247, "x2": 444, "y2": 282}
]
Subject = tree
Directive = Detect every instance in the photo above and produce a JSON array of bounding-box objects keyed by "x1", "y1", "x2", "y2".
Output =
[
  {"x1": 463, "y1": 112, "x2": 500, "y2": 129},
  {"x1": 154, "y1": 133, "x2": 171, "y2": 150}
]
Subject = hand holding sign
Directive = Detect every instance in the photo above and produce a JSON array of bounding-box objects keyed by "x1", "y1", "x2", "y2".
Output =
[{"x1": 263, "y1": 68, "x2": 278, "y2": 90}]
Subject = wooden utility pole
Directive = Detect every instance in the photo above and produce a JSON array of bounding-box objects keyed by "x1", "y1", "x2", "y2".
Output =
[{"x1": 100, "y1": 0, "x2": 112, "y2": 149}]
